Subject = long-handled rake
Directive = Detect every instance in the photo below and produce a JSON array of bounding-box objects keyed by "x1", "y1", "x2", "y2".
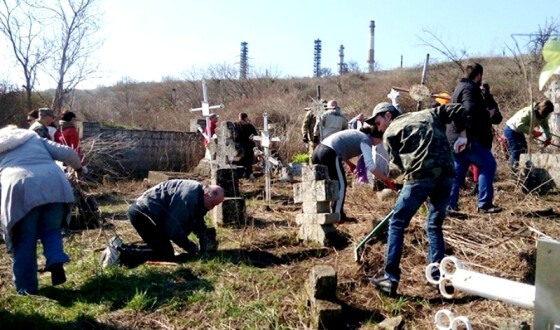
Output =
[{"x1": 353, "y1": 210, "x2": 394, "y2": 262}]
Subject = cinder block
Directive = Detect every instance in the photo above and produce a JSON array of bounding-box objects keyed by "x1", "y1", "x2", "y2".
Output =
[
  {"x1": 212, "y1": 197, "x2": 246, "y2": 227},
  {"x1": 212, "y1": 168, "x2": 240, "y2": 197},
  {"x1": 306, "y1": 265, "x2": 337, "y2": 301},
  {"x1": 302, "y1": 164, "x2": 330, "y2": 182},
  {"x1": 311, "y1": 299, "x2": 342, "y2": 330},
  {"x1": 302, "y1": 201, "x2": 331, "y2": 214},
  {"x1": 294, "y1": 180, "x2": 339, "y2": 204},
  {"x1": 298, "y1": 223, "x2": 338, "y2": 246},
  {"x1": 296, "y1": 213, "x2": 340, "y2": 225}
]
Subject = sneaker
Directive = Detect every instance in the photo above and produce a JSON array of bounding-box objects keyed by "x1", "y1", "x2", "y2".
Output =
[
  {"x1": 100, "y1": 236, "x2": 123, "y2": 268},
  {"x1": 478, "y1": 204, "x2": 503, "y2": 214},
  {"x1": 47, "y1": 263, "x2": 66, "y2": 286},
  {"x1": 109, "y1": 235, "x2": 124, "y2": 249},
  {"x1": 370, "y1": 276, "x2": 398, "y2": 298}
]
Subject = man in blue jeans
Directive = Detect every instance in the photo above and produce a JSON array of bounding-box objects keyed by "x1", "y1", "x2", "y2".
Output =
[
  {"x1": 448, "y1": 62, "x2": 503, "y2": 214},
  {"x1": 365, "y1": 102, "x2": 468, "y2": 297}
]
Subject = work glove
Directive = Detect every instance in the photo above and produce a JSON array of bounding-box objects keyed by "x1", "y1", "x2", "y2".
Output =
[
  {"x1": 532, "y1": 130, "x2": 543, "y2": 138},
  {"x1": 543, "y1": 139, "x2": 552, "y2": 147},
  {"x1": 303, "y1": 135, "x2": 309, "y2": 144},
  {"x1": 453, "y1": 136, "x2": 468, "y2": 154},
  {"x1": 383, "y1": 179, "x2": 397, "y2": 191}
]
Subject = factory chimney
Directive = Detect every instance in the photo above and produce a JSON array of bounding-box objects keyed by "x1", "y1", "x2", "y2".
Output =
[{"x1": 367, "y1": 20, "x2": 375, "y2": 73}]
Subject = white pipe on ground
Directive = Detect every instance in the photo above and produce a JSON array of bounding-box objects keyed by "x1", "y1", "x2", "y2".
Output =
[
  {"x1": 426, "y1": 256, "x2": 535, "y2": 310},
  {"x1": 435, "y1": 309, "x2": 472, "y2": 330}
]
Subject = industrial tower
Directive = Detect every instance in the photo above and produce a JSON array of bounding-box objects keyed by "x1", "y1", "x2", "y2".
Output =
[
  {"x1": 367, "y1": 20, "x2": 375, "y2": 73},
  {"x1": 338, "y1": 44, "x2": 348, "y2": 75},
  {"x1": 313, "y1": 39, "x2": 322, "y2": 77},
  {"x1": 240, "y1": 41, "x2": 248, "y2": 79}
]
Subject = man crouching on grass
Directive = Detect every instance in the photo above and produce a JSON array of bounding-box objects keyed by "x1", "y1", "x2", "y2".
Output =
[
  {"x1": 365, "y1": 102, "x2": 468, "y2": 297},
  {"x1": 101, "y1": 179, "x2": 224, "y2": 267}
]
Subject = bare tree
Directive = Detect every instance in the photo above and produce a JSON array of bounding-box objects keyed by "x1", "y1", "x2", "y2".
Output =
[
  {"x1": 35, "y1": 0, "x2": 102, "y2": 112},
  {"x1": 527, "y1": 18, "x2": 559, "y2": 71},
  {"x1": 345, "y1": 60, "x2": 362, "y2": 73},
  {"x1": 0, "y1": 0, "x2": 50, "y2": 110},
  {"x1": 417, "y1": 29, "x2": 467, "y2": 72}
]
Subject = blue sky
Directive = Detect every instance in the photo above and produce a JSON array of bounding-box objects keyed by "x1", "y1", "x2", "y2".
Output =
[{"x1": 1, "y1": 0, "x2": 559, "y2": 89}]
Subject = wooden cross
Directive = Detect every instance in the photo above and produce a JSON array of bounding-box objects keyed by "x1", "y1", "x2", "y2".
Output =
[{"x1": 252, "y1": 112, "x2": 282, "y2": 201}]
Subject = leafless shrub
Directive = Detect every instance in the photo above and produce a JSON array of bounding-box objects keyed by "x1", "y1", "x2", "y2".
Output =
[{"x1": 81, "y1": 133, "x2": 140, "y2": 180}]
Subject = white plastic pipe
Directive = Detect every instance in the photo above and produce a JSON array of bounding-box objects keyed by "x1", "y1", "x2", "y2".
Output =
[
  {"x1": 426, "y1": 257, "x2": 535, "y2": 310},
  {"x1": 435, "y1": 309, "x2": 472, "y2": 330}
]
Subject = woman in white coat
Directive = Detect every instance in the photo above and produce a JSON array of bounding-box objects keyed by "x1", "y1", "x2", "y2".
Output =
[{"x1": 0, "y1": 125, "x2": 82, "y2": 294}]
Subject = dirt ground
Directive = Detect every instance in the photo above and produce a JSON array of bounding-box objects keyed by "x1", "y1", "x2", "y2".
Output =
[
  {"x1": 3, "y1": 160, "x2": 557, "y2": 329},
  {"x1": 89, "y1": 158, "x2": 560, "y2": 328}
]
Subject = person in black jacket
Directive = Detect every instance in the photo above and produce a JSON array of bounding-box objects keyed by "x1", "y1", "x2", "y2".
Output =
[
  {"x1": 468, "y1": 82, "x2": 503, "y2": 196},
  {"x1": 233, "y1": 113, "x2": 259, "y2": 179},
  {"x1": 449, "y1": 63, "x2": 502, "y2": 214}
]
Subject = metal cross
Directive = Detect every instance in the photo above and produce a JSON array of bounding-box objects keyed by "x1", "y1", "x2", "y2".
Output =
[
  {"x1": 252, "y1": 112, "x2": 281, "y2": 201},
  {"x1": 190, "y1": 80, "x2": 225, "y2": 140},
  {"x1": 190, "y1": 80, "x2": 225, "y2": 159}
]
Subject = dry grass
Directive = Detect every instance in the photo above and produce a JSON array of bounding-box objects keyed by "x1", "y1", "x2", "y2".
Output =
[{"x1": 2, "y1": 57, "x2": 559, "y2": 328}]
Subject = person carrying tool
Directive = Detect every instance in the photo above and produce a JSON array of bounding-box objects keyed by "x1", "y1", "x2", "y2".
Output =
[
  {"x1": 100, "y1": 180, "x2": 224, "y2": 267},
  {"x1": 365, "y1": 102, "x2": 468, "y2": 297},
  {"x1": 503, "y1": 99, "x2": 554, "y2": 171}
]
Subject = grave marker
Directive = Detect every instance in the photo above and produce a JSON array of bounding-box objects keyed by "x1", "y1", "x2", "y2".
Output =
[{"x1": 252, "y1": 112, "x2": 282, "y2": 201}]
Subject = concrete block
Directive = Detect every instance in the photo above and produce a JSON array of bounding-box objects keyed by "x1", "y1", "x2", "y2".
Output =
[
  {"x1": 306, "y1": 265, "x2": 337, "y2": 301},
  {"x1": 302, "y1": 164, "x2": 330, "y2": 182},
  {"x1": 311, "y1": 299, "x2": 342, "y2": 330},
  {"x1": 294, "y1": 180, "x2": 339, "y2": 204},
  {"x1": 293, "y1": 183, "x2": 303, "y2": 203},
  {"x1": 298, "y1": 223, "x2": 338, "y2": 246},
  {"x1": 302, "y1": 201, "x2": 331, "y2": 214},
  {"x1": 212, "y1": 197, "x2": 246, "y2": 227},
  {"x1": 310, "y1": 180, "x2": 339, "y2": 202},
  {"x1": 212, "y1": 168, "x2": 240, "y2": 197},
  {"x1": 296, "y1": 213, "x2": 340, "y2": 225}
]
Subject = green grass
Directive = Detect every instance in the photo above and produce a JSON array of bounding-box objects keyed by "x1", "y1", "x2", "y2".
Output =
[{"x1": 0, "y1": 232, "x2": 309, "y2": 329}]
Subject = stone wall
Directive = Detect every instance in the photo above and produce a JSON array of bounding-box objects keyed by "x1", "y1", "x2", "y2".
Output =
[{"x1": 81, "y1": 121, "x2": 204, "y2": 177}]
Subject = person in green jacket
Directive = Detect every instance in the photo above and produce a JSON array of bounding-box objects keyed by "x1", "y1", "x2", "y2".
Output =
[{"x1": 503, "y1": 100, "x2": 554, "y2": 170}]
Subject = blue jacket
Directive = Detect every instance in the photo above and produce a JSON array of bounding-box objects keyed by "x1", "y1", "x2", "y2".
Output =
[{"x1": 134, "y1": 179, "x2": 209, "y2": 252}]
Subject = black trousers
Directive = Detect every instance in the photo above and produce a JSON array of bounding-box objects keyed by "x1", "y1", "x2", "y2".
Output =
[
  {"x1": 311, "y1": 144, "x2": 347, "y2": 215},
  {"x1": 127, "y1": 204, "x2": 175, "y2": 261},
  {"x1": 241, "y1": 146, "x2": 254, "y2": 178}
]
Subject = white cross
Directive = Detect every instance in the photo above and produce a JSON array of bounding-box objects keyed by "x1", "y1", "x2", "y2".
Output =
[
  {"x1": 252, "y1": 112, "x2": 282, "y2": 201},
  {"x1": 190, "y1": 80, "x2": 225, "y2": 158}
]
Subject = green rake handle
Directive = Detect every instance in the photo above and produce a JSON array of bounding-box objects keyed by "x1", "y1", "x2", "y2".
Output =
[{"x1": 353, "y1": 210, "x2": 395, "y2": 262}]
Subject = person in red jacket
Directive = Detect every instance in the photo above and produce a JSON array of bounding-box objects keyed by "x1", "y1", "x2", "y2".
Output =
[{"x1": 58, "y1": 111, "x2": 84, "y2": 163}]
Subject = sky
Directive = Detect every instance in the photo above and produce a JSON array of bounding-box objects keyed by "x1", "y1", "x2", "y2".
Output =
[{"x1": 1, "y1": 0, "x2": 559, "y2": 90}]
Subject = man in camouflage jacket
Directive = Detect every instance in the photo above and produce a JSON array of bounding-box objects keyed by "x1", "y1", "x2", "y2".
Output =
[{"x1": 365, "y1": 102, "x2": 467, "y2": 297}]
